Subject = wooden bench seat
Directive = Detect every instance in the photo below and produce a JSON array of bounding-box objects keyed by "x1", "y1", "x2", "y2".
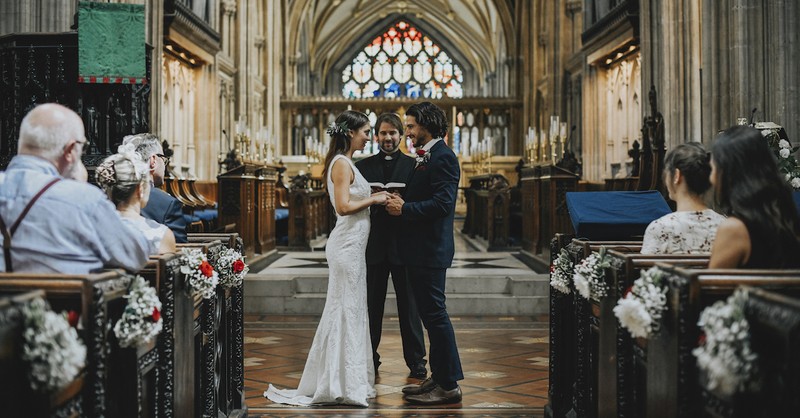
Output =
[
  {"x1": 642, "y1": 264, "x2": 800, "y2": 418},
  {"x1": 0, "y1": 271, "x2": 155, "y2": 418}
]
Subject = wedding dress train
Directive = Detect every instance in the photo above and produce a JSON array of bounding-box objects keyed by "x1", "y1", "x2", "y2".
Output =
[{"x1": 265, "y1": 154, "x2": 376, "y2": 406}]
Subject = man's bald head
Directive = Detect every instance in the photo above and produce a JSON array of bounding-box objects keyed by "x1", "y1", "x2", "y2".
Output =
[{"x1": 18, "y1": 103, "x2": 85, "y2": 162}]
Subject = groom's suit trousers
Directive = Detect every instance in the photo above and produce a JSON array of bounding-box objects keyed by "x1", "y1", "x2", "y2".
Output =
[{"x1": 406, "y1": 265, "x2": 464, "y2": 386}]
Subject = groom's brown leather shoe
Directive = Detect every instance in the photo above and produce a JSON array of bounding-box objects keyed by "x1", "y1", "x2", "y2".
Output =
[
  {"x1": 404, "y1": 385, "x2": 462, "y2": 405},
  {"x1": 401, "y1": 376, "x2": 437, "y2": 395}
]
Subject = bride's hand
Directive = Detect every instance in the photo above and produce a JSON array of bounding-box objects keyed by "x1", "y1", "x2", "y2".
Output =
[{"x1": 371, "y1": 191, "x2": 390, "y2": 205}]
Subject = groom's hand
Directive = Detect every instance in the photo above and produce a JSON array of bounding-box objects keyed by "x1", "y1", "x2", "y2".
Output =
[{"x1": 386, "y1": 195, "x2": 404, "y2": 216}]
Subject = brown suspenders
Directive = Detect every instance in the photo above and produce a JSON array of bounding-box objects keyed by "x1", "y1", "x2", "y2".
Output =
[{"x1": 0, "y1": 178, "x2": 61, "y2": 272}]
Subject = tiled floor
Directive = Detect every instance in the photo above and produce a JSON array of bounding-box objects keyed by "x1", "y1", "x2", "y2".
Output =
[{"x1": 244, "y1": 314, "x2": 550, "y2": 417}]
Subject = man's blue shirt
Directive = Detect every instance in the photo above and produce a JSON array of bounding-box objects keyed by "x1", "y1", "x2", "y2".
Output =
[{"x1": 0, "y1": 155, "x2": 151, "y2": 273}]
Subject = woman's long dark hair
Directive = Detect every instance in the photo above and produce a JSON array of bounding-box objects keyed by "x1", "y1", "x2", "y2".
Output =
[
  {"x1": 711, "y1": 125, "x2": 800, "y2": 267},
  {"x1": 321, "y1": 110, "x2": 370, "y2": 187}
]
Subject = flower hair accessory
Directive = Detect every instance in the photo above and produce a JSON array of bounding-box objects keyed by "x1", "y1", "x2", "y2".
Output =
[
  {"x1": 179, "y1": 248, "x2": 219, "y2": 299},
  {"x1": 572, "y1": 247, "x2": 610, "y2": 302},
  {"x1": 550, "y1": 248, "x2": 573, "y2": 294},
  {"x1": 208, "y1": 247, "x2": 249, "y2": 288},
  {"x1": 95, "y1": 160, "x2": 117, "y2": 186},
  {"x1": 21, "y1": 297, "x2": 87, "y2": 393},
  {"x1": 113, "y1": 275, "x2": 163, "y2": 348},
  {"x1": 693, "y1": 289, "x2": 760, "y2": 397},
  {"x1": 613, "y1": 266, "x2": 668, "y2": 339},
  {"x1": 117, "y1": 144, "x2": 149, "y2": 180},
  {"x1": 326, "y1": 121, "x2": 349, "y2": 137}
]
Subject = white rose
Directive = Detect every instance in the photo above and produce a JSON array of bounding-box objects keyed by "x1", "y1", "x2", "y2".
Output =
[
  {"x1": 780, "y1": 148, "x2": 790, "y2": 159},
  {"x1": 787, "y1": 173, "x2": 793, "y2": 181},
  {"x1": 573, "y1": 273, "x2": 591, "y2": 300},
  {"x1": 614, "y1": 296, "x2": 652, "y2": 339},
  {"x1": 779, "y1": 139, "x2": 791, "y2": 149},
  {"x1": 792, "y1": 177, "x2": 800, "y2": 189}
]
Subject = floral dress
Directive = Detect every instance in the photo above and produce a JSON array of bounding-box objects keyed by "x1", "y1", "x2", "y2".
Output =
[{"x1": 640, "y1": 209, "x2": 726, "y2": 254}]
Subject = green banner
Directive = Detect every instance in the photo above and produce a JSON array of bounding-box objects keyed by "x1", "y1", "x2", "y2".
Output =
[{"x1": 78, "y1": 1, "x2": 146, "y2": 84}]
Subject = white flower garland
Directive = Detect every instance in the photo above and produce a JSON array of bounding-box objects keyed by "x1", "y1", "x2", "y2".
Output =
[
  {"x1": 572, "y1": 248, "x2": 610, "y2": 302},
  {"x1": 613, "y1": 266, "x2": 668, "y2": 339},
  {"x1": 21, "y1": 297, "x2": 86, "y2": 393},
  {"x1": 113, "y1": 275, "x2": 163, "y2": 348},
  {"x1": 693, "y1": 289, "x2": 760, "y2": 397},
  {"x1": 209, "y1": 247, "x2": 249, "y2": 288},
  {"x1": 762, "y1": 128, "x2": 800, "y2": 190},
  {"x1": 179, "y1": 248, "x2": 219, "y2": 299},
  {"x1": 550, "y1": 248, "x2": 573, "y2": 294}
]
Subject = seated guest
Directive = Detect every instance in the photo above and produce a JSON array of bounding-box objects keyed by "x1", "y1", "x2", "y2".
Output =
[
  {"x1": 96, "y1": 149, "x2": 176, "y2": 255},
  {"x1": 0, "y1": 103, "x2": 150, "y2": 273},
  {"x1": 709, "y1": 126, "x2": 800, "y2": 268},
  {"x1": 641, "y1": 143, "x2": 725, "y2": 254},
  {"x1": 122, "y1": 133, "x2": 187, "y2": 243}
]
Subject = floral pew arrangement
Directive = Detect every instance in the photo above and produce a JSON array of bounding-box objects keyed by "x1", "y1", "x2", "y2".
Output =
[{"x1": 0, "y1": 290, "x2": 85, "y2": 417}]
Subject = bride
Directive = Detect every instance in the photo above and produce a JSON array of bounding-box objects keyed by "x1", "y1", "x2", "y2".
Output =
[{"x1": 265, "y1": 110, "x2": 389, "y2": 407}]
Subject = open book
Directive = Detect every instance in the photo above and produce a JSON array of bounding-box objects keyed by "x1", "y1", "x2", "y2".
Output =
[{"x1": 369, "y1": 182, "x2": 406, "y2": 192}]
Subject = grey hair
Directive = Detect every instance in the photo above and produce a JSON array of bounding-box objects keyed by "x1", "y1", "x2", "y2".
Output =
[
  {"x1": 96, "y1": 153, "x2": 150, "y2": 207},
  {"x1": 122, "y1": 133, "x2": 162, "y2": 162},
  {"x1": 18, "y1": 103, "x2": 84, "y2": 161}
]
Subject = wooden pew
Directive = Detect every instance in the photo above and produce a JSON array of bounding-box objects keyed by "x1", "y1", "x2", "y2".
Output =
[
  {"x1": 602, "y1": 251, "x2": 709, "y2": 418},
  {"x1": 643, "y1": 264, "x2": 800, "y2": 418},
  {"x1": 462, "y1": 174, "x2": 511, "y2": 250},
  {"x1": 186, "y1": 234, "x2": 247, "y2": 417},
  {"x1": 138, "y1": 253, "x2": 194, "y2": 418},
  {"x1": 0, "y1": 290, "x2": 85, "y2": 418},
  {"x1": 0, "y1": 271, "x2": 156, "y2": 418},
  {"x1": 287, "y1": 187, "x2": 331, "y2": 249},
  {"x1": 701, "y1": 286, "x2": 800, "y2": 418},
  {"x1": 547, "y1": 238, "x2": 640, "y2": 418}
]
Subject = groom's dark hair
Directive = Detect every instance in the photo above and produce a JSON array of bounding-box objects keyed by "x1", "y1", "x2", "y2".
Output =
[{"x1": 406, "y1": 101, "x2": 448, "y2": 139}]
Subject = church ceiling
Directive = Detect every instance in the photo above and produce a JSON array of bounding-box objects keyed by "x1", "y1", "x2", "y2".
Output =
[{"x1": 285, "y1": 0, "x2": 514, "y2": 85}]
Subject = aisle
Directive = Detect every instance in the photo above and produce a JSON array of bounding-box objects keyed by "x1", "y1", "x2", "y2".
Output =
[{"x1": 243, "y1": 315, "x2": 549, "y2": 417}]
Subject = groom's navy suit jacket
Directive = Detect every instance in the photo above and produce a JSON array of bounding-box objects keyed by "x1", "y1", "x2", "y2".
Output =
[{"x1": 397, "y1": 140, "x2": 460, "y2": 268}]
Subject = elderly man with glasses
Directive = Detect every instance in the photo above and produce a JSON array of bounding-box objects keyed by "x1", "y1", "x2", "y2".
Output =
[
  {"x1": 122, "y1": 133, "x2": 187, "y2": 243},
  {"x1": 0, "y1": 103, "x2": 151, "y2": 273}
]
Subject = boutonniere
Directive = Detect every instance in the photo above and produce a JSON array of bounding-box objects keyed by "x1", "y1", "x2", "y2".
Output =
[{"x1": 415, "y1": 148, "x2": 431, "y2": 167}]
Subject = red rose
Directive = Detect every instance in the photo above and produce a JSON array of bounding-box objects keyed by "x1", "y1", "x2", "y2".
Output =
[
  {"x1": 416, "y1": 149, "x2": 426, "y2": 156},
  {"x1": 199, "y1": 260, "x2": 214, "y2": 277},
  {"x1": 67, "y1": 310, "x2": 80, "y2": 328},
  {"x1": 697, "y1": 332, "x2": 706, "y2": 346},
  {"x1": 550, "y1": 264, "x2": 555, "y2": 273},
  {"x1": 624, "y1": 286, "x2": 633, "y2": 297},
  {"x1": 233, "y1": 259, "x2": 245, "y2": 274},
  {"x1": 152, "y1": 307, "x2": 161, "y2": 322}
]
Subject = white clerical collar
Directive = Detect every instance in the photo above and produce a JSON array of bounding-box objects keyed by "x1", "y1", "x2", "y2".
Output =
[{"x1": 421, "y1": 138, "x2": 443, "y2": 152}]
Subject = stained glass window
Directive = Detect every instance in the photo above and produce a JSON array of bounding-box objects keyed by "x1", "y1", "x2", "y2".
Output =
[{"x1": 342, "y1": 21, "x2": 464, "y2": 99}]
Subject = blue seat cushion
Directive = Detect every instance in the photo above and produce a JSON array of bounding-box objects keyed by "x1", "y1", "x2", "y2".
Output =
[
  {"x1": 182, "y1": 213, "x2": 201, "y2": 223},
  {"x1": 275, "y1": 208, "x2": 289, "y2": 221},
  {"x1": 565, "y1": 191, "x2": 672, "y2": 241},
  {"x1": 194, "y1": 209, "x2": 218, "y2": 221}
]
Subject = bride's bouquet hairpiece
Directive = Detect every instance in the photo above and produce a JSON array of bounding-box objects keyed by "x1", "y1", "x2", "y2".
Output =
[
  {"x1": 693, "y1": 289, "x2": 760, "y2": 397},
  {"x1": 21, "y1": 297, "x2": 87, "y2": 393},
  {"x1": 550, "y1": 248, "x2": 573, "y2": 294},
  {"x1": 572, "y1": 247, "x2": 610, "y2": 302},
  {"x1": 113, "y1": 275, "x2": 163, "y2": 348},
  {"x1": 179, "y1": 248, "x2": 220, "y2": 299},
  {"x1": 613, "y1": 266, "x2": 668, "y2": 339},
  {"x1": 208, "y1": 247, "x2": 249, "y2": 288},
  {"x1": 326, "y1": 121, "x2": 349, "y2": 137}
]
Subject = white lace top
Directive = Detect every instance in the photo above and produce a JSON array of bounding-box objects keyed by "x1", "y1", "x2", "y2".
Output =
[
  {"x1": 121, "y1": 215, "x2": 168, "y2": 255},
  {"x1": 640, "y1": 209, "x2": 726, "y2": 254}
]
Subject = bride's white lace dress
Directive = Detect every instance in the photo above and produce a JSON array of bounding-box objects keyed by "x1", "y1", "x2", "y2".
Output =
[{"x1": 264, "y1": 154, "x2": 376, "y2": 406}]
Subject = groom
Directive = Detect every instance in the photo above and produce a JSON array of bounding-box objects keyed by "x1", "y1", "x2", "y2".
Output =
[{"x1": 386, "y1": 101, "x2": 464, "y2": 405}]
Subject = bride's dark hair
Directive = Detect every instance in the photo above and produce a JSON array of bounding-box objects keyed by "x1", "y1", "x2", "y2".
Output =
[{"x1": 321, "y1": 110, "x2": 370, "y2": 187}]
